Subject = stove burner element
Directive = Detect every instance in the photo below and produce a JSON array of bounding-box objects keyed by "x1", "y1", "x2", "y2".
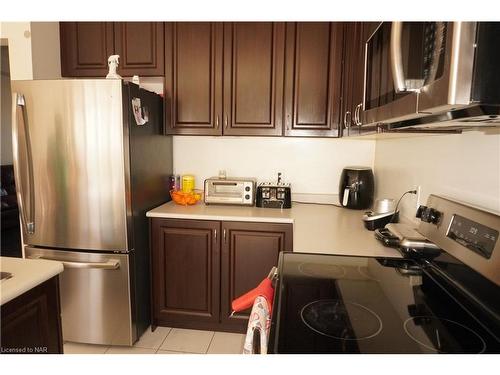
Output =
[
  {"x1": 300, "y1": 299, "x2": 383, "y2": 340},
  {"x1": 403, "y1": 316, "x2": 487, "y2": 353},
  {"x1": 298, "y1": 263, "x2": 346, "y2": 279}
]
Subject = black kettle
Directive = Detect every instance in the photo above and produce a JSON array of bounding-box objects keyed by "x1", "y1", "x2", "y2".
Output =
[{"x1": 339, "y1": 167, "x2": 374, "y2": 209}]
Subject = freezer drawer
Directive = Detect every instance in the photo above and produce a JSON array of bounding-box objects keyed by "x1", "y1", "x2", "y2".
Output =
[{"x1": 25, "y1": 247, "x2": 135, "y2": 346}]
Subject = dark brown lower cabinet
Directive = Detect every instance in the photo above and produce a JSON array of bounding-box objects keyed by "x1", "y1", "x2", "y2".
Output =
[
  {"x1": 1, "y1": 276, "x2": 63, "y2": 354},
  {"x1": 151, "y1": 219, "x2": 220, "y2": 330},
  {"x1": 150, "y1": 218, "x2": 293, "y2": 332},
  {"x1": 220, "y1": 221, "x2": 293, "y2": 332}
]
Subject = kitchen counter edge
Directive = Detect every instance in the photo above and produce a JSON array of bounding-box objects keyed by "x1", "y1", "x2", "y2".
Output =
[{"x1": 1, "y1": 257, "x2": 64, "y2": 306}]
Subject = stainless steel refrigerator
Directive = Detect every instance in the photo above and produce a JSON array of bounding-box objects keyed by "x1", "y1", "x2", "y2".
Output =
[{"x1": 11, "y1": 79, "x2": 173, "y2": 346}]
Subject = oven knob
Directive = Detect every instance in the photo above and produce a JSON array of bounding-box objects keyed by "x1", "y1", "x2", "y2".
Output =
[
  {"x1": 245, "y1": 194, "x2": 250, "y2": 200},
  {"x1": 245, "y1": 186, "x2": 250, "y2": 192},
  {"x1": 429, "y1": 208, "x2": 442, "y2": 224},
  {"x1": 416, "y1": 205, "x2": 441, "y2": 225}
]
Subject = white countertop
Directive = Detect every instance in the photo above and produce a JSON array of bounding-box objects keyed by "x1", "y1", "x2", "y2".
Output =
[
  {"x1": 0, "y1": 256, "x2": 64, "y2": 306},
  {"x1": 147, "y1": 201, "x2": 402, "y2": 258}
]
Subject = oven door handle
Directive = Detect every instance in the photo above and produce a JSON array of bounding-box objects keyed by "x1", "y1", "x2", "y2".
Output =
[{"x1": 27, "y1": 255, "x2": 120, "y2": 270}]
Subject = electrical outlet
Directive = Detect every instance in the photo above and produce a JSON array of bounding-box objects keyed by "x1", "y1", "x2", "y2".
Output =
[{"x1": 415, "y1": 185, "x2": 422, "y2": 211}]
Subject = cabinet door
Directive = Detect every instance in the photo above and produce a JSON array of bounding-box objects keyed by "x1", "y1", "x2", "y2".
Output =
[
  {"x1": 284, "y1": 22, "x2": 343, "y2": 137},
  {"x1": 113, "y1": 22, "x2": 164, "y2": 76},
  {"x1": 151, "y1": 219, "x2": 220, "y2": 328},
  {"x1": 342, "y1": 22, "x2": 381, "y2": 137},
  {"x1": 1, "y1": 276, "x2": 63, "y2": 353},
  {"x1": 60, "y1": 22, "x2": 114, "y2": 77},
  {"x1": 220, "y1": 221, "x2": 293, "y2": 332},
  {"x1": 340, "y1": 22, "x2": 362, "y2": 137},
  {"x1": 164, "y1": 22, "x2": 223, "y2": 135},
  {"x1": 358, "y1": 22, "x2": 382, "y2": 136},
  {"x1": 223, "y1": 22, "x2": 285, "y2": 136}
]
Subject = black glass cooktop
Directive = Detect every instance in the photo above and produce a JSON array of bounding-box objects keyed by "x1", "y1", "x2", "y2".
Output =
[{"x1": 268, "y1": 252, "x2": 500, "y2": 354}]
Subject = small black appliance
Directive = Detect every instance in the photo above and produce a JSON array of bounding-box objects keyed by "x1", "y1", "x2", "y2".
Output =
[{"x1": 339, "y1": 166, "x2": 374, "y2": 209}]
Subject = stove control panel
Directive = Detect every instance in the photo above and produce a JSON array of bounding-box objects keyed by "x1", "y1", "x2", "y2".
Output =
[
  {"x1": 418, "y1": 194, "x2": 500, "y2": 286},
  {"x1": 446, "y1": 214, "x2": 498, "y2": 259}
]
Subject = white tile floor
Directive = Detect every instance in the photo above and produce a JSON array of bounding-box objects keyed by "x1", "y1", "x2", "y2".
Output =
[{"x1": 63, "y1": 327, "x2": 246, "y2": 354}]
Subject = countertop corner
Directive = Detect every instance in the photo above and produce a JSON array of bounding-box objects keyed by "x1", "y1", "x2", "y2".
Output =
[{"x1": 1, "y1": 256, "x2": 64, "y2": 306}]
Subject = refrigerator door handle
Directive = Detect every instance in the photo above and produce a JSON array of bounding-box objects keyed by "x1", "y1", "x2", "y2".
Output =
[
  {"x1": 27, "y1": 255, "x2": 120, "y2": 270},
  {"x1": 12, "y1": 93, "x2": 36, "y2": 235}
]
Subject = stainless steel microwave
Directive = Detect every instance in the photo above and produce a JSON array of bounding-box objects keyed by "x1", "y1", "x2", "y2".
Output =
[{"x1": 360, "y1": 22, "x2": 500, "y2": 131}]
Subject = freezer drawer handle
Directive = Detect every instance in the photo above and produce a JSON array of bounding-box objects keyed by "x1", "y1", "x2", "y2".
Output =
[{"x1": 28, "y1": 255, "x2": 120, "y2": 270}]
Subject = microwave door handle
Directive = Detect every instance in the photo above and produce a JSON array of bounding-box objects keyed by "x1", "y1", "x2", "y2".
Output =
[
  {"x1": 12, "y1": 93, "x2": 36, "y2": 235},
  {"x1": 390, "y1": 22, "x2": 407, "y2": 93},
  {"x1": 354, "y1": 103, "x2": 363, "y2": 126}
]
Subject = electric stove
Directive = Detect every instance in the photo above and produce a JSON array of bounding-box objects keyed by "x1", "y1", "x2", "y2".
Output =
[{"x1": 268, "y1": 195, "x2": 500, "y2": 354}]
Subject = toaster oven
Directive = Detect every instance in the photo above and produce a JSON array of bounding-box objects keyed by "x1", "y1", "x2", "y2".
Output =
[{"x1": 204, "y1": 177, "x2": 256, "y2": 206}]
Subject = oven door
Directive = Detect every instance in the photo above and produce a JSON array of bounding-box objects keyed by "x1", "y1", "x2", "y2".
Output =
[{"x1": 361, "y1": 22, "x2": 419, "y2": 127}]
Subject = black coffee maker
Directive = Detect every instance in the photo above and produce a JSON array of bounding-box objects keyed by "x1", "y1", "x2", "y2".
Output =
[{"x1": 339, "y1": 167, "x2": 374, "y2": 209}]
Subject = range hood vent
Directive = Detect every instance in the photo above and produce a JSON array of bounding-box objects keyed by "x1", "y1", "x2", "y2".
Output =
[{"x1": 382, "y1": 105, "x2": 500, "y2": 133}]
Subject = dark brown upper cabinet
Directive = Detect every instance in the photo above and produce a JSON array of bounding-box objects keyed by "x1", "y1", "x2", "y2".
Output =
[
  {"x1": 164, "y1": 22, "x2": 223, "y2": 135},
  {"x1": 283, "y1": 22, "x2": 344, "y2": 137},
  {"x1": 60, "y1": 22, "x2": 164, "y2": 77},
  {"x1": 113, "y1": 22, "x2": 164, "y2": 76},
  {"x1": 60, "y1": 22, "x2": 114, "y2": 77},
  {"x1": 165, "y1": 22, "x2": 285, "y2": 136},
  {"x1": 223, "y1": 22, "x2": 286, "y2": 136},
  {"x1": 341, "y1": 22, "x2": 381, "y2": 137},
  {"x1": 341, "y1": 22, "x2": 362, "y2": 137}
]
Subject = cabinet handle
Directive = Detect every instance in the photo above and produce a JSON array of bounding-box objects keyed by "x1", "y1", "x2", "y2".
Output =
[
  {"x1": 286, "y1": 114, "x2": 291, "y2": 131},
  {"x1": 214, "y1": 229, "x2": 217, "y2": 241},
  {"x1": 215, "y1": 115, "x2": 219, "y2": 129},
  {"x1": 343, "y1": 110, "x2": 351, "y2": 129},
  {"x1": 224, "y1": 115, "x2": 228, "y2": 129},
  {"x1": 223, "y1": 229, "x2": 227, "y2": 243}
]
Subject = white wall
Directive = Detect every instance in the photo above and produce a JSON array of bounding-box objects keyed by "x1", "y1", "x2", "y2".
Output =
[
  {"x1": 374, "y1": 131, "x2": 500, "y2": 223},
  {"x1": 0, "y1": 22, "x2": 33, "y2": 80},
  {"x1": 173, "y1": 136, "x2": 376, "y2": 194},
  {"x1": 0, "y1": 22, "x2": 61, "y2": 80}
]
